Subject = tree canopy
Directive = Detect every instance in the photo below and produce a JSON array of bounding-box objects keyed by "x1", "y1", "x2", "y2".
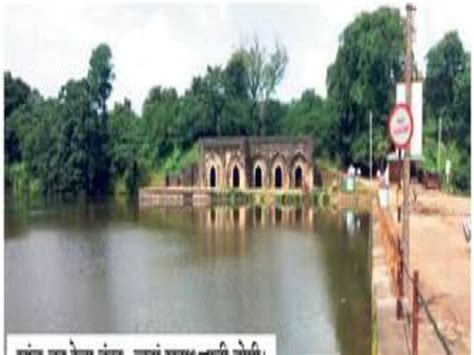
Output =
[
  {"x1": 5, "y1": 43, "x2": 115, "y2": 196},
  {"x1": 326, "y1": 7, "x2": 405, "y2": 168},
  {"x1": 424, "y1": 31, "x2": 471, "y2": 190},
  {"x1": 4, "y1": 8, "x2": 471, "y2": 197}
]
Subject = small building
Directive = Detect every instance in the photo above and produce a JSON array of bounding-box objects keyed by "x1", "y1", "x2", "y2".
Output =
[{"x1": 196, "y1": 136, "x2": 314, "y2": 189}]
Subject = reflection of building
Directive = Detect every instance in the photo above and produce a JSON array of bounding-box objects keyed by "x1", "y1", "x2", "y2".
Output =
[
  {"x1": 205, "y1": 206, "x2": 248, "y2": 231},
  {"x1": 197, "y1": 136, "x2": 314, "y2": 190},
  {"x1": 204, "y1": 206, "x2": 317, "y2": 233}
]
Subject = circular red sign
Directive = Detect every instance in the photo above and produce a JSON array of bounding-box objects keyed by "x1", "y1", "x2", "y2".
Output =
[{"x1": 388, "y1": 103, "x2": 414, "y2": 149}]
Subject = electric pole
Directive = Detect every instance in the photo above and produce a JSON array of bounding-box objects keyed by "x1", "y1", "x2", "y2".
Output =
[
  {"x1": 437, "y1": 116, "x2": 442, "y2": 173},
  {"x1": 402, "y1": 3, "x2": 416, "y2": 293},
  {"x1": 369, "y1": 110, "x2": 373, "y2": 186}
]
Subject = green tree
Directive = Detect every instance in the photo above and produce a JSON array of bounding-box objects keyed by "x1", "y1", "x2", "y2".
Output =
[
  {"x1": 108, "y1": 99, "x2": 143, "y2": 194},
  {"x1": 282, "y1": 89, "x2": 331, "y2": 158},
  {"x1": 4, "y1": 72, "x2": 32, "y2": 163},
  {"x1": 4, "y1": 71, "x2": 32, "y2": 117},
  {"x1": 196, "y1": 66, "x2": 226, "y2": 136},
  {"x1": 225, "y1": 50, "x2": 249, "y2": 99},
  {"x1": 86, "y1": 43, "x2": 115, "y2": 194},
  {"x1": 6, "y1": 96, "x2": 59, "y2": 194},
  {"x1": 87, "y1": 43, "x2": 114, "y2": 121},
  {"x1": 326, "y1": 7, "x2": 404, "y2": 169},
  {"x1": 140, "y1": 85, "x2": 179, "y2": 168},
  {"x1": 425, "y1": 31, "x2": 470, "y2": 191},
  {"x1": 52, "y1": 79, "x2": 95, "y2": 194},
  {"x1": 180, "y1": 62, "x2": 255, "y2": 140}
]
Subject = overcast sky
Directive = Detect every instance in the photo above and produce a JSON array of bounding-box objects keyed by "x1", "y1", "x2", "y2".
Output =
[{"x1": 4, "y1": 1, "x2": 472, "y2": 113}]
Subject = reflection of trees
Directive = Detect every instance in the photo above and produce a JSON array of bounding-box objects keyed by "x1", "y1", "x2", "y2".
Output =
[
  {"x1": 314, "y1": 211, "x2": 371, "y2": 355},
  {"x1": 6, "y1": 198, "x2": 140, "y2": 239},
  {"x1": 5, "y1": 208, "x2": 27, "y2": 239}
]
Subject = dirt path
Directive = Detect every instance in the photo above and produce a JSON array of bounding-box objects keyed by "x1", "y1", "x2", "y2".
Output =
[
  {"x1": 389, "y1": 186, "x2": 471, "y2": 354},
  {"x1": 409, "y1": 188, "x2": 470, "y2": 353}
]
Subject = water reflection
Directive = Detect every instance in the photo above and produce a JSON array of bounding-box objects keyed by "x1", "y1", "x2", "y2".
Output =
[
  {"x1": 254, "y1": 206, "x2": 262, "y2": 225},
  {"x1": 341, "y1": 209, "x2": 365, "y2": 248},
  {"x1": 204, "y1": 206, "x2": 319, "y2": 234},
  {"x1": 5, "y1": 202, "x2": 370, "y2": 355}
]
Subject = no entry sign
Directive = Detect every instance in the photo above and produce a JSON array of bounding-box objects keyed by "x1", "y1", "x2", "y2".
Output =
[{"x1": 388, "y1": 103, "x2": 414, "y2": 149}]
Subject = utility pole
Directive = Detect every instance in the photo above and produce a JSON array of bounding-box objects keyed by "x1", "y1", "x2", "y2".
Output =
[
  {"x1": 437, "y1": 116, "x2": 442, "y2": 173},
  {"x1": 369, "y1": 110, "x2": 373, "y2": 186},
  {"x1": 402, "y1": 3, "x2": 416, "y2": 293}
]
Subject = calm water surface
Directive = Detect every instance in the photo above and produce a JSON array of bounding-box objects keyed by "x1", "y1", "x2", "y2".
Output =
[{"x1": 5, "y1": 199, "x2": 371, "y2": 354}]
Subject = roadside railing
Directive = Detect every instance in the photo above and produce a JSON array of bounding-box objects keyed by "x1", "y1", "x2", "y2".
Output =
[
  {"x1": 376, "y1": 201, "x2": 452, "y2": 355},
  {"x1": 400, "y1": 258, "x2": 453, "y2": 355}
]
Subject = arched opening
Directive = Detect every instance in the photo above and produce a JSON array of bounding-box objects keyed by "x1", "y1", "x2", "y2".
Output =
[
  {"x1": 274, "y1": 166, "x2": 283, "y2": 189},
  {"x1": 294, "y1": 166, "x2": 303, "y2": 188},
  {"x1": 232, "y1": 166, "x2": 240, "y2": 188},
  {"x1": 209, "y1": 166, "x2": 217, "y2": 188},
  {"x1": 254, "y1": 166, "x2": 262, "y2": 188}
]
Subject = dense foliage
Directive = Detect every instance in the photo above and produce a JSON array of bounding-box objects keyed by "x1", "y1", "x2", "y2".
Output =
[
  {"x1": 4, "y1": 7, "x2": 471, "y2": 197},
  {"x1": 6, "y1": 44, "x2": 114, "y2": 196},
  {"x1": 326, "y1": 7, "x2": 405, "y2": 169},
  {"x1": 424, "y1": 31, "x2": 471, "y2": 191}
]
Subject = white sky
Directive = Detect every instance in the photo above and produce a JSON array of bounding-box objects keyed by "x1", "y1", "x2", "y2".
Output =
[{"x1": 4, "y1": 1, "x2": 473, "y2": 114}]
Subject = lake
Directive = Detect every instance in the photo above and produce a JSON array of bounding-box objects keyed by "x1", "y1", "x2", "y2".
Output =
[{"x1": 5, "y1": 199, "x2": 371, "y2": 354}]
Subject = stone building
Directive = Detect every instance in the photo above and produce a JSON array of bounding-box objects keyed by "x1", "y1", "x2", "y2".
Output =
[{"x1": 197, "y1": 136, "x2": 314, "y2": 189}]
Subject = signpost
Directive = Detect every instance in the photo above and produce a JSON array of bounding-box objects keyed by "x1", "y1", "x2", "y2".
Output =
[
  {"x1": 396, "y1": 82, "x2": 423, "y2": 158},
  {"x1": 389, "y1": 103, "x2": 414, "y2": 223},
  {"x1": 389, "y1": 3, "x2": 416, "y2": 323},
  {"x1": 402, "y1": 3, "x2": 415, "y2": 306},
  {"x1": 388, "y1": 103, "x2": 414, "y2": 150}
]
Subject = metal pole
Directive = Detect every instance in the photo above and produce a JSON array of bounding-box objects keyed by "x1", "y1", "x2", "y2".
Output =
[
  {"x1": 397, "y1": 149, "x2": 402, "y2": 223},
  {"x1": 412, "y1": 270, "x2": 419, "y2": 355},
  {"x1": 396, "y1": 238, "x2": 404, "y2": 319},
  {"x1": 370, "y1": 110, "x2": 373, "y2": 185},
  {"x1": 437, "y1": 116, "x2": 442, "y2": 173},
  {"x1": 402, "y1": 3, "x2": 416, "y2": 296}
]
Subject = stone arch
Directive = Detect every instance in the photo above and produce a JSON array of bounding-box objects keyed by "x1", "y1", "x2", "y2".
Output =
[
  {"x1": 232, "y1": 165, "x2": 240, "y2": 188},
  {"x1": 254, "y1": 165, "x2": 263, "y2": 188},
  {"x1": 294, "y1": 165, "x2": 303, "y2": 188},
  {"x1": 274, "y1": 166, "x2": 283, "y2": 189},
  {"x1": 290, "y1": 151, "x2": 312, "y2": 189},
  {"x1": 226, "y1": 154, "x2": 246, "y2": 189},
  {"x1": 270, "y1": 154, "x2": 287, "y2": 189},
  {"x1": 205, "y1": 152, "x2": 224, "y2": 188},
  {"x1": 252, "y1": 156, "x2": 268, "y2": 189},
  {"x1": 209, "y1": 166, "x2": 217, "y2": 188}
]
